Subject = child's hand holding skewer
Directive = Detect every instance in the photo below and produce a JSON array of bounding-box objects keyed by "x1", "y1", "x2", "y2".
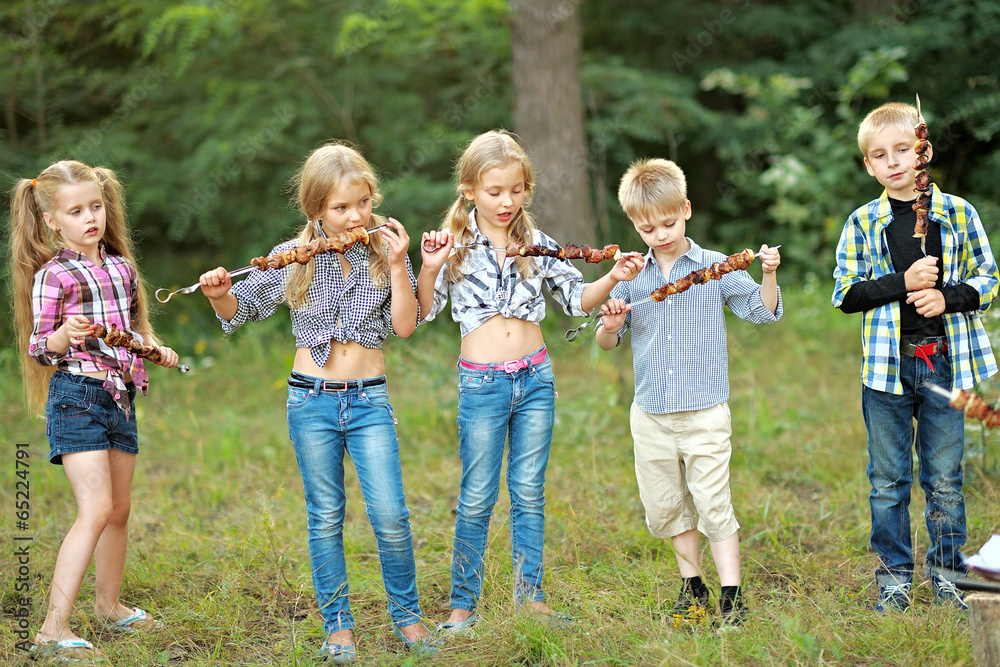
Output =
[
  {"x1": 61, "y1": 314, "x2": 94, "y2": 346},
  {"x1": 157, "y1": 346, "x2": 180, "y2": 368},
  {"x1": 381, "y1": 217, "x2": 410, "y2": 268},
  {"x1": 420, "y1": 230, "x2": 455, "y2": 272},
  {"x1": 758, "y1": 244, "x2": 781, "y2": 274},
  {"x1": 609, "y1": 252, "x2": 644, "y2": 283},
  {"x1": 600, "y1": 298, "x2": 630, "y2": 332},
  {"x1": 198, "y1": 267, "x2": 233, "y2": 300}
]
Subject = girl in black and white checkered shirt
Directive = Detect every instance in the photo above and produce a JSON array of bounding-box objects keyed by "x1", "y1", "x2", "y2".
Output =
[{"x1": 198, "y1": 143, "x2": 437, "y2": 662}]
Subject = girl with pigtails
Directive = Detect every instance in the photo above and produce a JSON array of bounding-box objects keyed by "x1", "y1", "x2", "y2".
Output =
[
  {"x1": 417, "y1": 130, "x2": 643, "y2": 633},
  {"x1": 10, "y1": 160, "x2": 178, "y2": 661}
]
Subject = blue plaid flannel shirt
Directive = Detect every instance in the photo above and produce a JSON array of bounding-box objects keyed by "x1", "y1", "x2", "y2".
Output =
[{"x1": 832, "y1": 185, "x2": 999, "y2": 394}]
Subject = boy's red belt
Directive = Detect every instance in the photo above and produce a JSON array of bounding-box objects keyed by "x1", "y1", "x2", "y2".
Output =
[{"x1": 901, "y1": 339, "x2": 947, "y2": 373}]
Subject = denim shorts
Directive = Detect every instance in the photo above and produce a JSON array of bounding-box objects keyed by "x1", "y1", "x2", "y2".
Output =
[{"x1": 45, "y1": 371, "x2": 138, "y2": 465}]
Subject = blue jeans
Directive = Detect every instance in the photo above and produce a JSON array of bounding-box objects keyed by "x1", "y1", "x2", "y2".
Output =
[
  {"x1": 46, "y1": 372, "x2": 138, "y2": 465},
  {"x1": 862, "y1": 346, "x2": 967, "y2": 586},
  {"x1": 450, "y1": 353, "x2": 556, "y2": 611},
  {"x1": 286, "y1": 372, "x2": 422, "y2": 633}
]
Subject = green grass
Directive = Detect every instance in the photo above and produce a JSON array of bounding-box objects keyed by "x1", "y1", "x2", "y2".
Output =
[{"x1": 2, "y1": 285, "x2": 997, "y2": 665}]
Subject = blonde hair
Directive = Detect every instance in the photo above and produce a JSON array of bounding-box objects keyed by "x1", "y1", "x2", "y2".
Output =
[
  {"x1": 441, "y1": 130, "x2": 538, "y2": 283},
  {"x1": 9, "y1": 160, "x2": 155, "y2": 417},
  {"x1": 617, "y1": 158, "x2": 688, "y2": 224},
  {"x1": 857, "y1": 102, "x2": 919, "y2": 156},
  {"x1": 284, "y1": 143, "x2": 391, "y2": 308}
]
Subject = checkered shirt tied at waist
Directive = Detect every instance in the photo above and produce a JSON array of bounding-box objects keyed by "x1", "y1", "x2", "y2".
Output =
[
  {"x1": 604, "y1": 240, "x2": 782, "y2": 415},
  {"x1": 832, "y1": 187, "x2": 999, "y2": 394},
  {"x1": 29, "y1": 246, "x2": 149, "y2": 391},
  {"x1": 221, "y1": 233, "x2": 417, "y2": 367},
  {"x1": 423, "y1": 210, "x2": 589, "y2": 337}
]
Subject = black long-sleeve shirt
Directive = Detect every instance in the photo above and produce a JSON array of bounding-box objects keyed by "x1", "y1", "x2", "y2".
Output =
[{"x1": 838, "y1": 197, "x2": 979, "y2": 345}]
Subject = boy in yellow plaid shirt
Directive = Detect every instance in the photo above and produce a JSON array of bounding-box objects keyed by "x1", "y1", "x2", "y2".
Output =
[{"x1": 832, "y1": 101, "x2": 998, "y2": 613}]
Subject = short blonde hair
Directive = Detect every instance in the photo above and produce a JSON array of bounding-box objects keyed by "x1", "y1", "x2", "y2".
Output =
[
  {"x1": 857, "y1": 102, "x2": 919, "y2": 156},
  {"x1": 618, "y1": 158, "x2": 687, "y2": 223}
]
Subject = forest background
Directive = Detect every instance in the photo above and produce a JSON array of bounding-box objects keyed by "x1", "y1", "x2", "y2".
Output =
[{"x1": 3, "y1": 0, "x2": 1000, "y2": 665}]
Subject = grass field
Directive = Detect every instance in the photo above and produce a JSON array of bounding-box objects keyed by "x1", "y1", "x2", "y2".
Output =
[{"x1": 3, "y1": 283, "x2": 999, "y2": 665}]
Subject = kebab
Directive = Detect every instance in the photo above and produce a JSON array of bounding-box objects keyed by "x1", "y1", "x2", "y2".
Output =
[
  {"x1": 422, "y1": 237, "x2": 624, "y2": 263},
  {"x1": 156, "y1": 224, "x2": 382, "y2": 302},
  {"x1": 565, "y1": 247, "x2": 771, "y2": 341},
  {"x1": 913, "y1": 94, "x2": 932, "y2": 254},
  {"x1": 249, "y1": 225, "x2": 370, "y2": 270},
  {"x1": 88, "y1": 323, "x2": 190, "y2": 373},
  {"x1": 505, "y1": 242, "x2": 622, "y2": 263},
  {"x1": 925, "y1": 384, "x2": 1000, "y2": 428}
]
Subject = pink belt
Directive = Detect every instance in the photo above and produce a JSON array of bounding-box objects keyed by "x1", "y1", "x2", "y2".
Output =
[{"x1": 459, "y1": 347, "x2": 548, "y2": 373}]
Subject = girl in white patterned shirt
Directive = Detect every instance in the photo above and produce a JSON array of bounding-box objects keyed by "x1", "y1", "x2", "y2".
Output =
[
  {"x1": 198, "y1": 143, "x2": 436, "y2": 662},
  {"x1": 417, "y1": 130, "x2": 642, "y2": 633}
]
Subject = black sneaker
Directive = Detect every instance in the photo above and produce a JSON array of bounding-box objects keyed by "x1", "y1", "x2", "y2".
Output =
[
  {"x1": 670, "y1": 577, "x2": 710, "y2": 628},
  {"x1": 718, "y1": 586, "x2": 747, "y2": 629}
]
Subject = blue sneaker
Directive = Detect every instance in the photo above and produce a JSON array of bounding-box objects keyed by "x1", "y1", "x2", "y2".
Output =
[
  {"x1": 875, "y1": 582, "x2": 911, "y2": 613},
  {"x1": 931, "y1": 573, "x2": 968, "y2": 611}
]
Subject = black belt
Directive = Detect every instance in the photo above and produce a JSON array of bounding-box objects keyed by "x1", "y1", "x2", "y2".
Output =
[{"x1": 288, "y1": 374, "x2": 386, "y2": 392}]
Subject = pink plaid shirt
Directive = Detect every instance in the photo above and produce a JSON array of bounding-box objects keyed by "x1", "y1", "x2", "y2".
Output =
[{"x1": 30, "y1": 246, "x2": 149, "y2": 409}]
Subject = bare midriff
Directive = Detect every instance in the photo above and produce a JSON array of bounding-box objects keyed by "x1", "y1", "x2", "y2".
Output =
[
  {"x1": 293, "y1": 341, "x2": 385, "y2": 380},
  {"x1": 460, "y1": 315, "x2": 544, "y2": 364},
  {"x1": 74, "y1": 369, "x2": 121, "y2": 381}
]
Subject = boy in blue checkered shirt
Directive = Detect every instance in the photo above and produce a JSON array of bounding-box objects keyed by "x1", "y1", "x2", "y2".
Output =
[
  {"x1": 832, "y1": 101, "x2": 999, "y2": 613},
  {"x1": 595, "y1": 158, "x2": 782, "y2": 627}
]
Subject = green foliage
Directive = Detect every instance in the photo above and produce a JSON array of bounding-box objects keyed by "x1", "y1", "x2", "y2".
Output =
[{"x1": 2, "y1": 0, "x2": 1000, "y2": 337}]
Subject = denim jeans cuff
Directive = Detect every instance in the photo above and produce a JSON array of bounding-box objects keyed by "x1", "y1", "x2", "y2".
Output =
[
  {"x1": 875, "y1": 570, "x2": 912, "y2": 587},
  {"x1": 925, "y1": 563, "x2": 967, "y2": 581}
]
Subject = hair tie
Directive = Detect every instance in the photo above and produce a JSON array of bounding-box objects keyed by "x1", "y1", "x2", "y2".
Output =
[{"x1": 31, "y1": 178, "x2": 36, "y2": 188}]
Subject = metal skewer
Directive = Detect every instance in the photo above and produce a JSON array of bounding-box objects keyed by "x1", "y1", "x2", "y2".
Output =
[
  {"x1": 916, "y1": 94, "x2": 928, "y2": 257},
  {"x1": 422, "y1": 239, "x2": 510, "y2": 252},
  {"x1": 155, "y1": 224, "x2": 389, "y2": 303},
  {"x1": 564, "y1": 295, "x2": 654, "y2": 341},
  {"x1": 563, "y1": 245, "x2": 781, "y2": 342},
  {"x1": 155, "y1": 265, "x2": 254, "y2": 303},
  {"x1": 924, "y1": 382, "x2": 953, "y2": 400}
]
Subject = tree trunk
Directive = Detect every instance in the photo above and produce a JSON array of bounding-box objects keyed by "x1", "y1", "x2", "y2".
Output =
[
  {"x1": 969, "y1": 593, "x2": 1000, "y2": 667},
  {"x1": 510, "y1": 0, "x2": 592, "y2": 242}
]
